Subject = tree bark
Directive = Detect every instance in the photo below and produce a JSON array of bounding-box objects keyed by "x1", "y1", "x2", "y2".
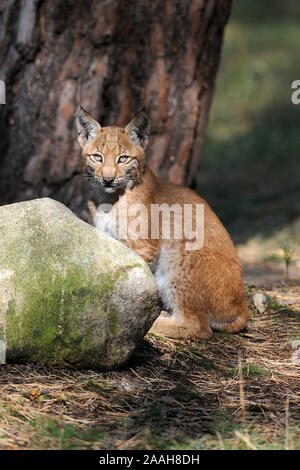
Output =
[{"x1": 0, "y1": 0, "x2": 232, "y2": 219}]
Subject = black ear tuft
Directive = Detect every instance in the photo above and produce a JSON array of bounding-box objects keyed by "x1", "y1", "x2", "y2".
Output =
[
  {"x1": 125, "y1": 109, "x2": 151, "y2": 148},
  {"x1": 76, "y1": 107, "x2": 101, "y2": 148}
]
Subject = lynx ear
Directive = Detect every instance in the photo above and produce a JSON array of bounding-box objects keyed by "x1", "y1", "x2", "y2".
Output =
[
  {"x1": 125, "y1": 108, "x2": 151, "y2": 148},
  {"x1": 76, "y1": 106, "x2": 101, "y2": 148}
]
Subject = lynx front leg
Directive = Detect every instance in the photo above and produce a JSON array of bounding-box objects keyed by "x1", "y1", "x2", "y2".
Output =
[
  {"x1": 152, "y1": 246, "x2": 213, "y2": 339},
  {"x1": 87, "y1": 200, "x2": 97, "y2": 224},
  {"x1": 152, "y1": 272, "x2": 212, "y2": 338},
  {"x1": 129, "y1": 241, "x2": 160, "y2": 267}
]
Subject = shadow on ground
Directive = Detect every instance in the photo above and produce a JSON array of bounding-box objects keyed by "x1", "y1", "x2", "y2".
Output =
[{"x1": 0, "y1": 289, "x2": 299, "y2": 450}]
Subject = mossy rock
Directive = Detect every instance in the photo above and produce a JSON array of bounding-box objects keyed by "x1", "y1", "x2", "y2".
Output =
[{"x1": 0, "y1": 198, "x2": 162, "y2": 368}]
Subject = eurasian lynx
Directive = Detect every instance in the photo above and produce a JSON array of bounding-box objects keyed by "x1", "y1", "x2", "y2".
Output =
[{"x1": 76, "y1": 107, "x2": 249, "y2": 338}]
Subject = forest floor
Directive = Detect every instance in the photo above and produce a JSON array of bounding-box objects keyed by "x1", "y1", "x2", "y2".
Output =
[{"x1": 0, "y1": 274, "x2": 299, "y2": 450}]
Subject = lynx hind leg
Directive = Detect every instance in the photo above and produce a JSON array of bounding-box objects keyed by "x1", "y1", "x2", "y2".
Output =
[{"x1": 211, "y1": 301, "x2": 249, "y2": 333}]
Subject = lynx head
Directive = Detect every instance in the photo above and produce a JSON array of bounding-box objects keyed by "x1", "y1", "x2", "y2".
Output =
[{"x1": 76, "y1": 107, "x2": 151, "y2": 194}]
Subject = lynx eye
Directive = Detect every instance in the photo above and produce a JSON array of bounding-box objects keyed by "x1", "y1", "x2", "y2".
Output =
[
  {"x1": 117, "y1": 155, "x2": 131, "y2": 164},
  {"x1": 90, "y1": 154, "x2": 103, "y2": 163}
]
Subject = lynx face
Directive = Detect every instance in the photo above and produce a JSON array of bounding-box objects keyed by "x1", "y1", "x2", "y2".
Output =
[{"x1": 76, "y1": 108, "x2": 150, "y2": 193}]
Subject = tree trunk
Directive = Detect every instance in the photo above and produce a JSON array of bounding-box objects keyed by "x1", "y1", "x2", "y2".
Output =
[{"x1": 0, "y1": 0, "x2": 232, "y2": 220}]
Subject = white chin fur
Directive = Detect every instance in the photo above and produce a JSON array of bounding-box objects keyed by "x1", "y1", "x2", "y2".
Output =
[{"x1": 104, "y1": 187, "x2": 117, "y2": 193}]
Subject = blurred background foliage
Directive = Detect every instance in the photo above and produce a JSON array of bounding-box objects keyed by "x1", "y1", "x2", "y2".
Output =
[{"x1": 196, "y1": 0, "x2": 300, "y2": 245}]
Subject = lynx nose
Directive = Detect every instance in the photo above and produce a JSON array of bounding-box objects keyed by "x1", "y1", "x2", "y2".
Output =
[{"x1": 102, "y1": 176, "x2": 114, "y2": 186}]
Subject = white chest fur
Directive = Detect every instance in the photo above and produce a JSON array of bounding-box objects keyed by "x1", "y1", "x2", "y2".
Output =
[{"x1": 94, "y1": 206, "x2": 119, "y2": 240}]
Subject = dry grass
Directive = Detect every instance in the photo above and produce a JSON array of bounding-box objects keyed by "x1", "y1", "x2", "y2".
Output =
[{"x1": 0, "y1": 286, "x2": 299, "y2": 450}]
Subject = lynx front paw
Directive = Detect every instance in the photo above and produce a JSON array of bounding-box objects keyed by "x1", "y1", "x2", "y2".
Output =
[
  {"x1": 159, "y1": 310, "x2": 171, "y2": 318},
  {"x1": 149, "y1": 314, "x2": 213, "y2": 340}
]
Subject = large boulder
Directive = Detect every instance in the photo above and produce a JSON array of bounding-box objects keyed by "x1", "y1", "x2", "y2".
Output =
[{"x1": 0, "y1": 198, "x2": 161, "y2": 368}]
